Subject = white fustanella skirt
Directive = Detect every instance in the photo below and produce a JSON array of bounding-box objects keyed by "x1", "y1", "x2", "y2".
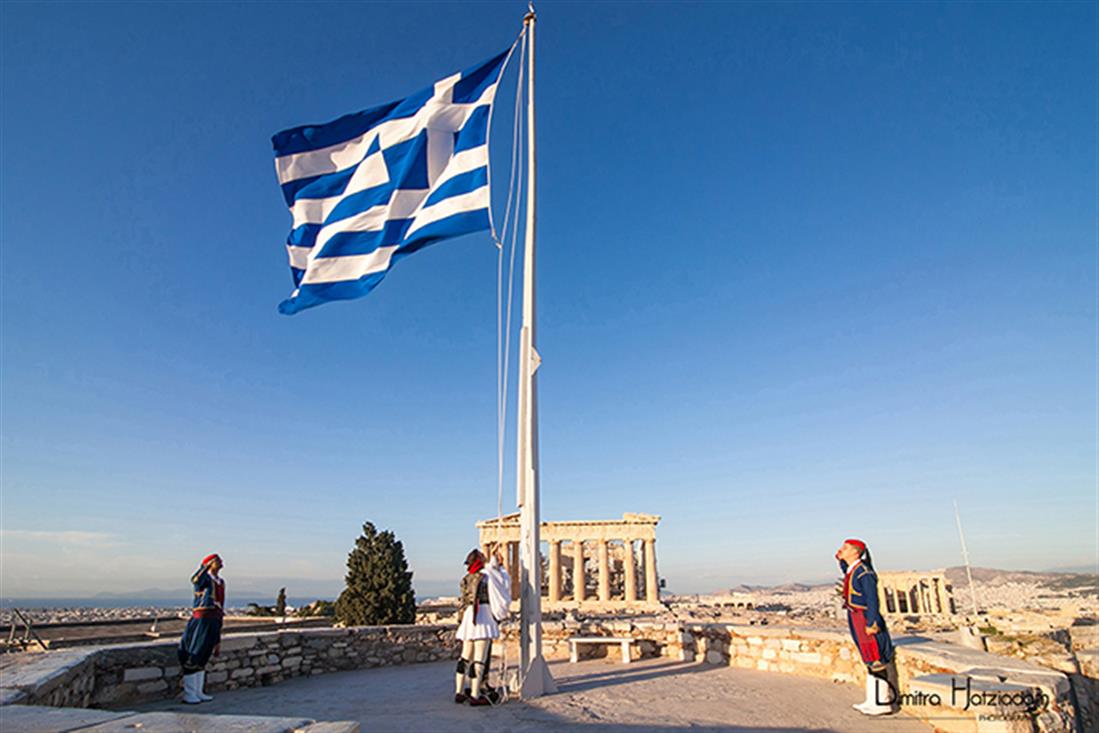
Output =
[{"x1": 456, "y1": 604, "x2": 499, "y2": 641}]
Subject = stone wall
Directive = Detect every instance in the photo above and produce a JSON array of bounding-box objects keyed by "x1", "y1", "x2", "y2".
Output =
[
  {"x1": 2, "y1": 624, "x2": 457, "y2": 709},
  {"x1": 681, "y1": 625, "x2": 864, "y2": 682},
  {"x1": 673, "y1": 624, "x2": 1076, "y2": 733},
  {"x1": 1074, "y1": 650, "x2": 1099, "y2": 733},
  {"x1": 500, "y1": 619, "x2": 681, "y2": 662},
  {"x1": 503, "y1": 621, "x2": 1079, "y2": 732},
  {"x1": 1, "y1": 619, "x2": 1082, "y2": 732},
  {"x1": 1068, "y1": 625, "x2": 1099, "y2": 733},
  {"x1": 500, "y1": 621, "x2": 875, "y2": 684},
  {"x1": 0, "y1": 650, "x2": 97, "y2": 708}
]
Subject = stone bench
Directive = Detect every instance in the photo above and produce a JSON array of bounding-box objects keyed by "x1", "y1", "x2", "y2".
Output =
[{"x1": 569, "y1": 636, "x2": 636, "y2": 664}]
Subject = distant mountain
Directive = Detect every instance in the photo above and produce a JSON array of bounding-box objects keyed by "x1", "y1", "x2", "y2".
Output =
[
  {"x1": 710, "y1": 566, "x2": 1098, "y2": 597},
  {"x1": 943, "y1": 566, "x2": 1098, "y2": 587},
  {"x1": 92, "y1": 588, "x2": 183, "y2": 600},
  {"x1": 1045, "y1": 564, "x2": 1099, "y2": 575},
  {"x1": 725, "y1": 585, "x2": 763, "y2": 594},
  {"x1": 43, "y1": 577, "x2": 346, "y2": 605},
  {"x1": 34, "y1": 576, "x2": 453, "y2": 605},
  {"x1": 721, "y1": 581, "x2": 830, "y2": 595},
  {"x1": 768, "y1": 583, "x2": 819, "y2": 593}
]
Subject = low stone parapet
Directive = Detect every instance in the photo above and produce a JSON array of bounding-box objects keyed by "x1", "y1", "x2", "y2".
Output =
[
  {"x1": 501, "y1": 619, "x2": 680, "y2": 662},
  {"x1": 892, "y1": 638, "x2": 1074, "y2": 733},
  {"x1": 0, "y1": 618, "x2": 1081, "y2": 731},
  {"x1": 0, "y1": 649, "x2": 96, "y2": 708},
  {"x1": 504, "y1": 621, "x2": 1078, "y2": 732},
  {"x1": 673, "y1": 624, "x2": 869, "y2": 684},
  {"x1": 670, "y1": 624, "x2": 1076, "y2": 732},
  {"x1": 0, "y1": 624, "x2": 457, "y2": 709}
]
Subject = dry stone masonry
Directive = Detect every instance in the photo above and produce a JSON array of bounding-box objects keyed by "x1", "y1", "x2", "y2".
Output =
[
  {"x1": 0, "y1": 625, "x2": 456, "y2": 710},
  {"x1": 0, "y1": 618, "x2": 1082, "y2": 732}
]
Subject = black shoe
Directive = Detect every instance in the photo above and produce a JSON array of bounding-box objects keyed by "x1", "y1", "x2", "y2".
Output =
[
  {"x1": 454, "y1": 693, "x2": 467, "y2": 704},
  {"x1": 468, "y1": 695, "x2": 491, "y2": 707}
]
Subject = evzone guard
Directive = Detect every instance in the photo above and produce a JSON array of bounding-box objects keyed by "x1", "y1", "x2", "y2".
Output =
[
  {"x1": 454, "y1": 544, "x2": 511, "y2": 706},
  {"x1": 835, "y1": 538, "x2": 898, "y2": 716},
  {"x1": 177, "y1": 553, "x2": 225, "y2": 704}
]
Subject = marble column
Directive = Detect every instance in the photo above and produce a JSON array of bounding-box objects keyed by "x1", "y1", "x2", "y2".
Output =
[
  {"x1": 509, "y1": 541, "x2": 520, "y2": 601},
  {"x1": 499, "y1": 542, "x2": 511, "y2": 595},
  {"x1": 623, "y1": 540, "x2": 637, "y2": 603},
  {"x1": 644, "y1": 539, "x2": 658, "y2": 604},
  {"x1": 598, "y1": 540, "x2": 610, "y2": 602},
  {"x1": 548, "y1": 540, "x2": 561, "y2": 603},
  {"x1": 573, "y1": 540, "x2": 585, "y2": 603}
]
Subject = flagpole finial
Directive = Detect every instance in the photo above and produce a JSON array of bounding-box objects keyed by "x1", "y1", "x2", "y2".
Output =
[{"x1": 525, "y1": 2, "x2": 535, "y2": 22}]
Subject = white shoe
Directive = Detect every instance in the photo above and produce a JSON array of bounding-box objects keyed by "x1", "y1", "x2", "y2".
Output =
[
  {"x1": 852, "y1": 673, "x2": 875, "y2": 712},
  {"x1": 196, "y1": 671, "x2": 214, "y2": 702},
  {"x1": 860, "y1": 706, "x2": 894, "y2": 716},
  {"x1": 858, "y1": 675, "x2": 894, "y2": 716},
  {"x1": 181, "y1": 672, "x2": 202, "y2": 704}
]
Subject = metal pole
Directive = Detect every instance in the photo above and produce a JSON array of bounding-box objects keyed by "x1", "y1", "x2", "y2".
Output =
[
  {"x1": 515, "y1": 3, "x2": 555, "y2": 699},
  {"x1": 953, "y1": 499, "x2": 980, "y2": 615}
]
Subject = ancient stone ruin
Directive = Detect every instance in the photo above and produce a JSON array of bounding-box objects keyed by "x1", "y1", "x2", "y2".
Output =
[
  {"x1": 877, "y1": 570, "x2": 956, "y2": 617},
  {"x1": 476, "y1": 513, "x2": 663, "y2": 612}
]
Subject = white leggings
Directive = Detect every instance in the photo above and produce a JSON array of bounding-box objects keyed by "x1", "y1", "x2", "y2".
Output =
[{"x1": 455, "y1": 639, "x2": 491, "y2": 697}]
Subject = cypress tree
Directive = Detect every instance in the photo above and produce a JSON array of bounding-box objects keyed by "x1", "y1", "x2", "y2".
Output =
[
  {"x1": 275, "y1": 587, "x2": 287, "y2": 616},
  {"x1": 335, "y1": 522, "x2": 416, "y2": 626}
]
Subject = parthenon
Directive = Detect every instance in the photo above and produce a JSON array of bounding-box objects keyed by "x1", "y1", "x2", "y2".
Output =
[
  {"x1": 476, "y1": 513, "x2": 663, "y2": 612},
  {"x1": 876, "y1": 570, "x2": 955, "y2": 617}
]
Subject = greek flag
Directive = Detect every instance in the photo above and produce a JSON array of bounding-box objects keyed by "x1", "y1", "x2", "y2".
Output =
[{"x1": 272, "y1": 50, "x2": 510, "y2": 315}]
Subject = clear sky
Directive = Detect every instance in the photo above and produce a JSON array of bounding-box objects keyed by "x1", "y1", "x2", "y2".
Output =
[{"x1": 1, "y1": 1, "x2": 1095, "y2": 601}]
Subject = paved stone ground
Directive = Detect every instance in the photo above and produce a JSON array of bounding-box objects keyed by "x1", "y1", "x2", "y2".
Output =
[
  {"x1": 128, "y1": 657, "x2": 933, "y2": 732},
  {"x1": 0, "y1": 706, "x2": 351, "y2": 733}
]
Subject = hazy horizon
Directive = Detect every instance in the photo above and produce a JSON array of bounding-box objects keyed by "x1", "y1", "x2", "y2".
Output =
[{"x1": 3, "y1": 561, "x2": 1096, "y2": 605}]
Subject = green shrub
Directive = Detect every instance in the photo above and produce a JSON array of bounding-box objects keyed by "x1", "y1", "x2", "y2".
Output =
[{"x1": 335, "y1": 522, "x2": 415, "y2": 626}]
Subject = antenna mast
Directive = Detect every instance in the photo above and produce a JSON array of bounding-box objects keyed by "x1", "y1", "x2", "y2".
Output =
[{"x1": 953, "y1": 499, "x2": 980, "y2": 615}]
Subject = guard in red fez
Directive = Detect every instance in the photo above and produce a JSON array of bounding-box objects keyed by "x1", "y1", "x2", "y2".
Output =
[
  {"x1": 177, "y1": 553, "x2": 225, "y2": 704},
  {"x1": 835, "y1": 538, "x2": 897, "y2": 716}
]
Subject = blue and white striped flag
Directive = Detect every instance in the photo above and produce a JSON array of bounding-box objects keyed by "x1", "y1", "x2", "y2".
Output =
[{"x1": 272, "y1": 50, "x2": 510, "y2": 315}]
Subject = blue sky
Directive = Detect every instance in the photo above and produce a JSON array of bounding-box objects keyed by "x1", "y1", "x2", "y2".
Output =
[{"x1": 1, "y1": 1, "x2": 1095, "y2": 601}]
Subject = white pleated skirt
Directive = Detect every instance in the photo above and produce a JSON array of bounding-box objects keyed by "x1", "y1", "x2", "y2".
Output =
[{"x1": 456, "y1": 604, "x2": 499, "y2": 641}]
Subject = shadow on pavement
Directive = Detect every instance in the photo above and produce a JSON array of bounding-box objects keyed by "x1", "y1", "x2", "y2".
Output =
[{"x1": 551, "y1": 658, "x2": 724, "y2": 694}]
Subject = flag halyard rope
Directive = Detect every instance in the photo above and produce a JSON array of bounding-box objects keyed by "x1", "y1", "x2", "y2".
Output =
[
  {"x1": 491, "y1": 22, "x2": 529, "y2": 706},
  {"x1": 497, "y1": 26, "x2": 528, "y2": 525}
]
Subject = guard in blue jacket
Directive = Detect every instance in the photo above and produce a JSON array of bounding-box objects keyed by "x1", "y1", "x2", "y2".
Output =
[
  {"x1": 836, "y1": 538, "x2": 897, "y2": 716},
  {"x1": 177, "y1": 553, "x2": 225, "y2": 704}
]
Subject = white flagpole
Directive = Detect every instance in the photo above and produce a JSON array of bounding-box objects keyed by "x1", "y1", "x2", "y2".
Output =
[{"x1": 516, "y1": 2, "x2": 555, "y2": 698}]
